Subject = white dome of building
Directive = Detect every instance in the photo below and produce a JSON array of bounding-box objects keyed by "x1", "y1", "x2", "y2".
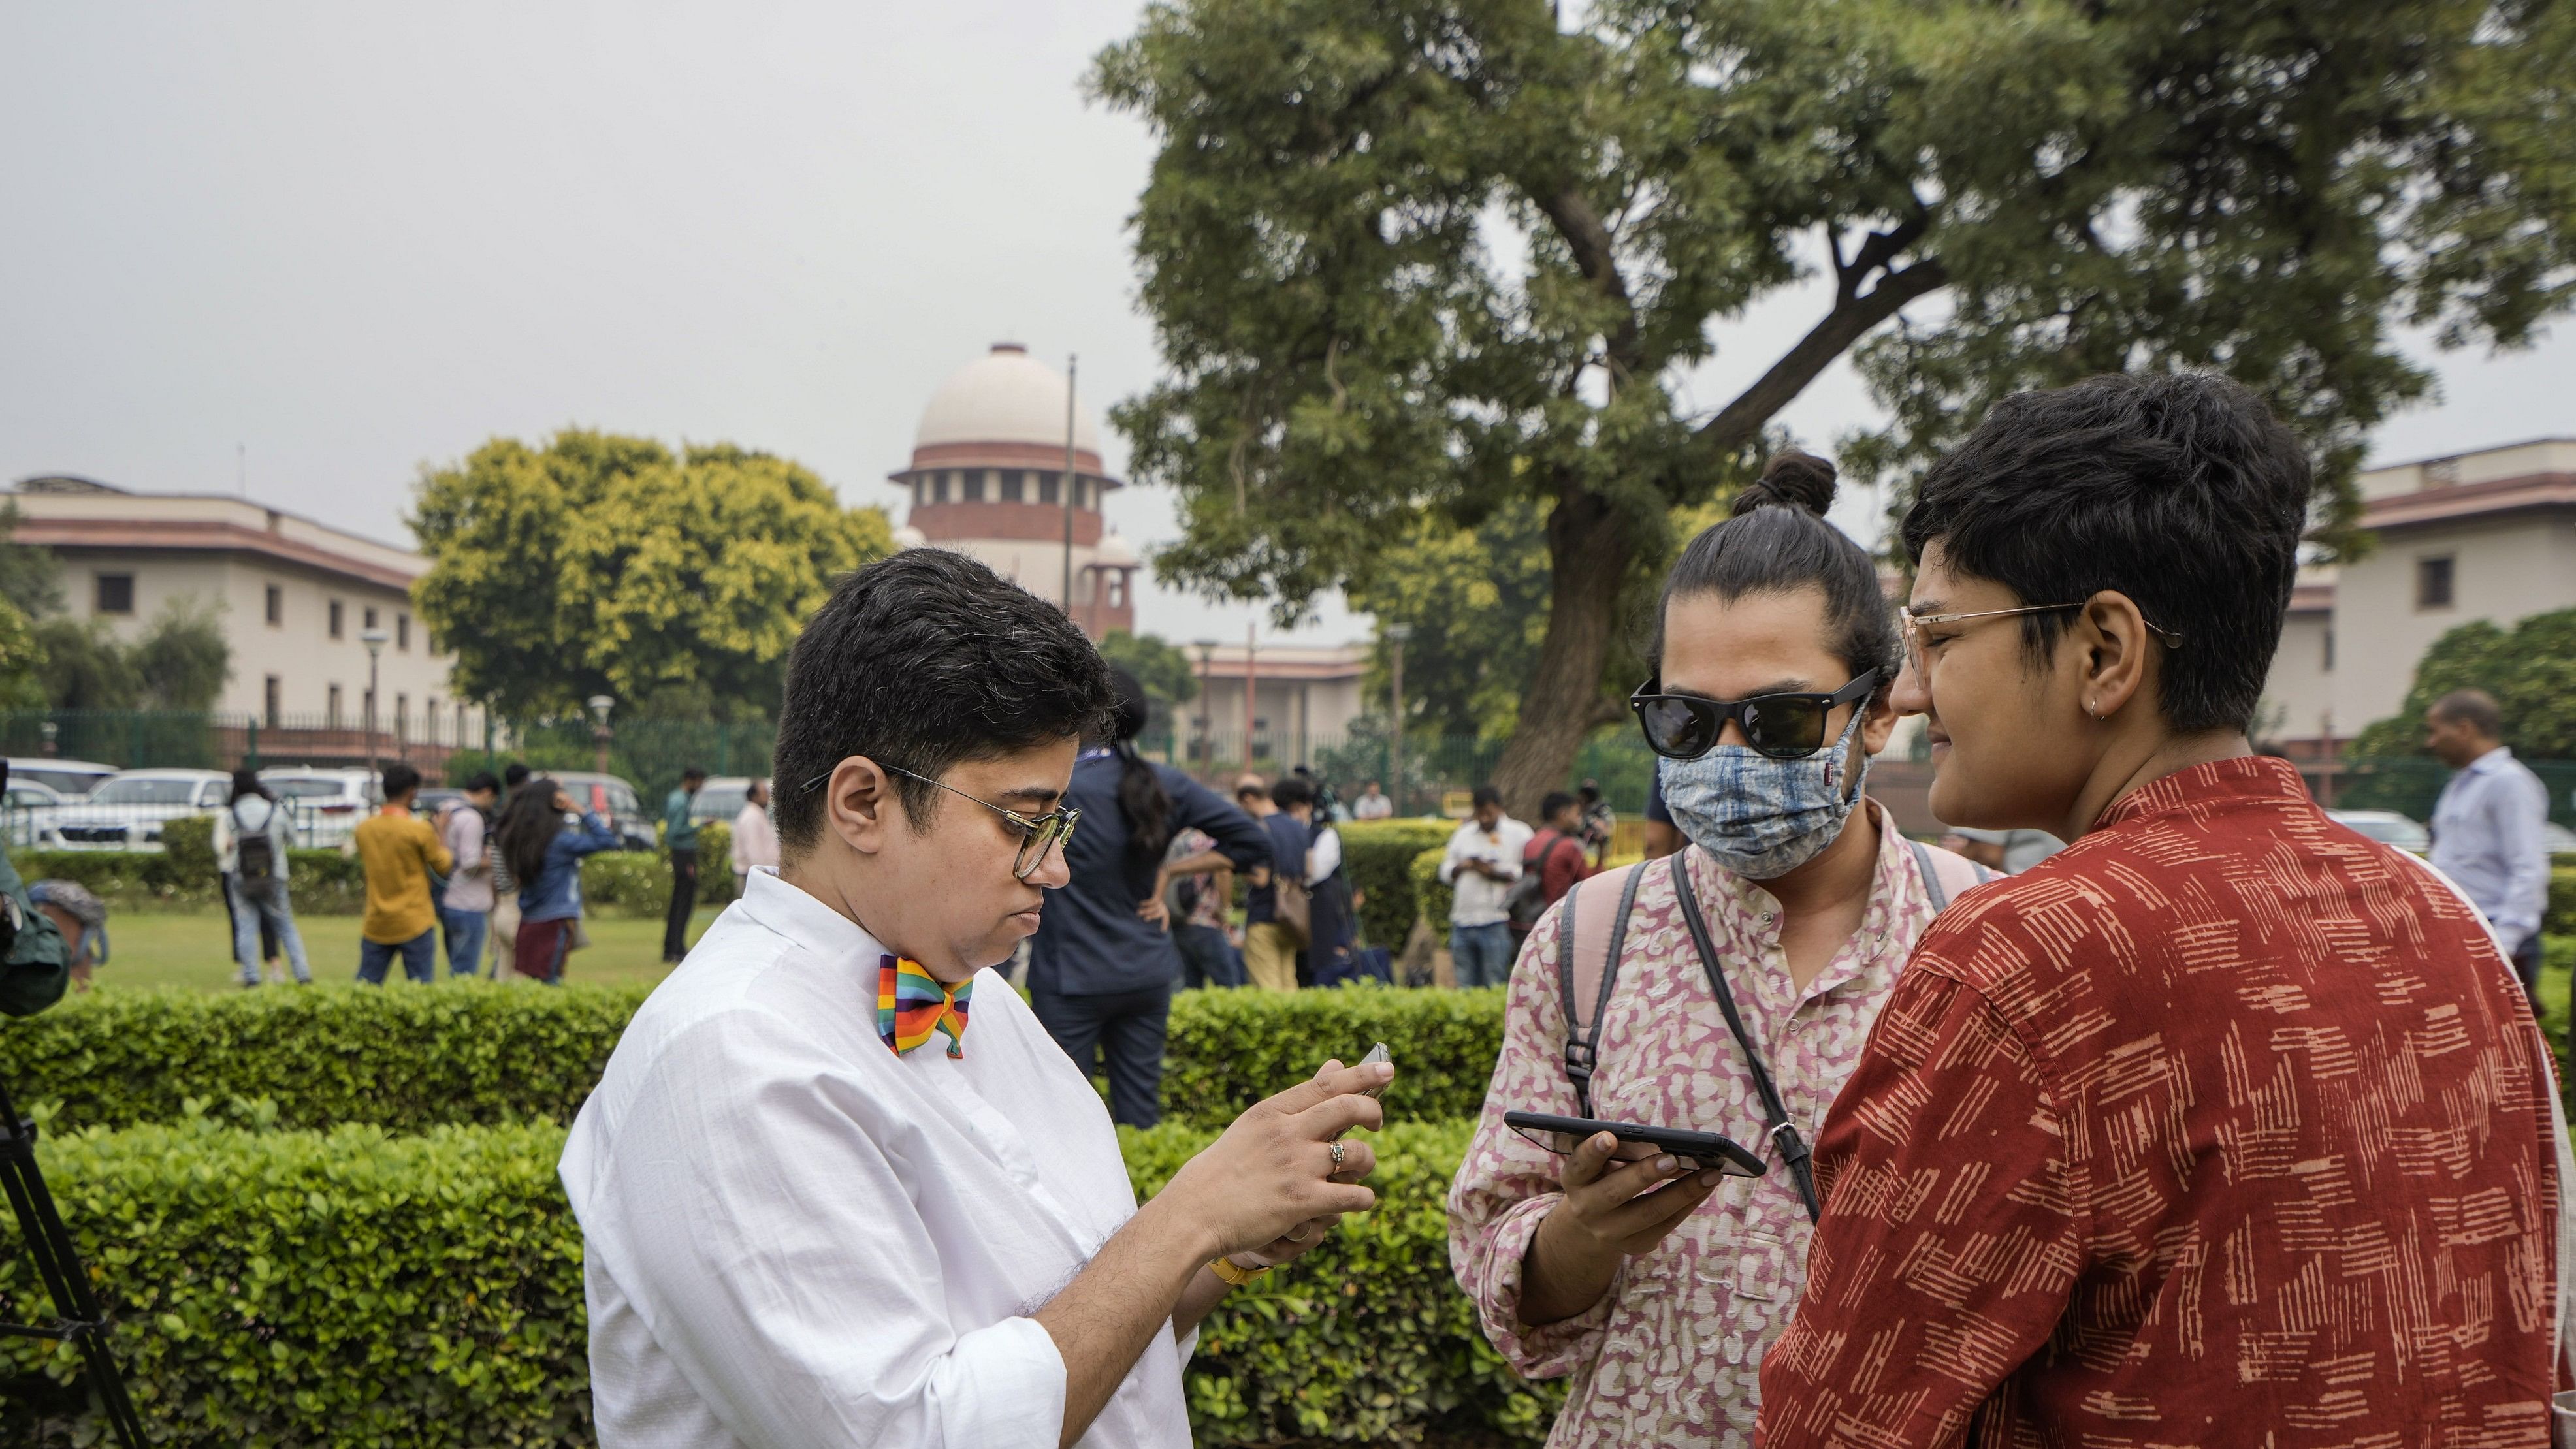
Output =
[
  {"x1": 1094, "y1": 530, "x2": 1140, "y2": 569},
  {"x1": 914, "y1": 343, "x2": 1103, "y2": 455}
]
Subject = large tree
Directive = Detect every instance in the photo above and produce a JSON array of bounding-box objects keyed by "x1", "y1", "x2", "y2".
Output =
[
  {"x1": 2347, "y1": 608, "x2": 2576, "y2": 761},
  {"x1": 1097, "y1": 629, "x2": 1202, "y2": 737},
  {"x1": 410, "y1": 431, "x2": 894, "y2": 719},
  {"x1": 1094, "y1": 0, "x2": 2576, "y2": 810}
]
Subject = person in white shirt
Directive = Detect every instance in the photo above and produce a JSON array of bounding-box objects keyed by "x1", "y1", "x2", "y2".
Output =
[
  {"x1": 1350, "y1": 780, "x2": 1394, "y2": 820},
  {"x1": 1437, "y1": 784, "x2": 1532, "y2": 988},
  {"x1": 560, "y1": 549, "x2": 1393, "y2": 1449},
  {"x1": 728, "y1": 777, "x2": 779, "y2": 894},
  {"x1": 438, "y1": 771, "x2": 500, "y2": 978}
]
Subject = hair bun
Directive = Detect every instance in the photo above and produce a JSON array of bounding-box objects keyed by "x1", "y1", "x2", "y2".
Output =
[{"x1": 1733, "y1": 449, "x2": 1839, "y2": 517}]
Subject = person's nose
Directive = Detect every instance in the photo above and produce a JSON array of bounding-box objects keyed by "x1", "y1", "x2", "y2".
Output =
[
  {"x1": 1888, "y1": 654, "x2": 1932, "y2": 718},
  {"x1": 1024, "y1": 837, "x2": 1073, "y2": 889}
]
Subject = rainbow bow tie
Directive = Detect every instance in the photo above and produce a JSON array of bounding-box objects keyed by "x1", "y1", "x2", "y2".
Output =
[{"x1": 879, "y1": 955, "x2": 971, "y2": 1058}]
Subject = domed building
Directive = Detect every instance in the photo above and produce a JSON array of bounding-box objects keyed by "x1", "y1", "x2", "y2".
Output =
[{"x1": 888, "y1": 343, "x2": 1138, "y2": 639}]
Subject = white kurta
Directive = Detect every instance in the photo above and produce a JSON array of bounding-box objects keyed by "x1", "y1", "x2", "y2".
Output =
[{"x1": 560, "y1": 868, "x2": 1195, "y2": 1448}]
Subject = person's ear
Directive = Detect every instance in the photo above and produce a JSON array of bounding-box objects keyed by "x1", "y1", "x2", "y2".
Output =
[
  {"x1": 1859, "y1": 688, "x2": 1900, "y2": 756},
  {"x1": 823, "y1": 756, "x2": 903, "y2": 856},
  {"x1": 2074, "y1": 591, "x2": 2156, "y2": 723}
]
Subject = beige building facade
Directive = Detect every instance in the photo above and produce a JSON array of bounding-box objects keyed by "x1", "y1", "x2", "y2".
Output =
[
  {"x1": 1175, "y1": 641, "x2": 1371, "y2": 772},
  {"x1": 2262, "y1": 438, "x2": 2576, "y2": 754},
  {"x1": 7, "y1": 475, "x2": 471, "y2": 750}
]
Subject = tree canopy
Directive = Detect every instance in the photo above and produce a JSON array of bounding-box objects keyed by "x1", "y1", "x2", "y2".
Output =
[
  {"x1": 33, "y1": 600, "x2": 231, "y2": 711},
  {"x1": 2349, "y1": 608, "x2": 2576, "y2": 761},
  {"x1": 410, "y1": 431, "x2": 893, "y2": 720},
  {"x1": 1097, "y1": 629, "x2": 1202, "y2": 738},
  {"x1": 1094, "y1": 0, "x2": 2576, "y2": 809}
]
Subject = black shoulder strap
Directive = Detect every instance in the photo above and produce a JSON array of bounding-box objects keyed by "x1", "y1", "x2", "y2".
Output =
[
  {"x1": 1669, "y1": 855, "x2": 1822, "y2": 1222},
  {"x1": 1556, "y1": 863, "x2": 1646, "y2": 1119}
]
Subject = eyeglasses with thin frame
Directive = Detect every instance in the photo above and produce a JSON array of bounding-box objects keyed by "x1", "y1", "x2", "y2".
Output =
[
  {"x1": 1900, "y1": 603, "x2": 2185, "y2": 680},
  {"x1": 798, "y1": 763, "x2": 1079, "y2": 881},
  {"x1": 1628, "y1": 669, "x2": 1881, "y2": 762}
]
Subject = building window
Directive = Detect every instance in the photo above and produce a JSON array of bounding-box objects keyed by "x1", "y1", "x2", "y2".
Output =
[
  {"x1": 914, "y1": 477, "x2": 930, "y2": 507},
  {"x1": 1038, "y1": 471, "x2": 1061, "y2": 505},
  {"x1": 1001, "y1": 470, "x2": 1025, "y2": 502},
  {"x1": 265, "y1": 584, "x2": 283, "y2": 626},
  {"x1": 364, "y1": 605, "x2": 379, "y2": 631},
  {"x1": 264, "y1": 675, "x2": 282, "y2": 727},
  {"x1": 2322, "y1": 628, "x2": 2334, "y2": 673},
  {"x1": 327, "y1": 684, "x2": 343, "y2": 728},
  {"x1": 94, "y1": 574, "x2": 134, "y2": 615},
  {"x1": 397, "y1": 613, "x2": 410, "y2": 651},
  {"x1": 1074, "y1": 478, "x2": 1090, "y2": 510},
  {"x1": 2416, "y1": 556, "x2": 2455, "y2": 610},
  {"x1": 329, "y1": 600, "x2": 344, "y2": 639}
]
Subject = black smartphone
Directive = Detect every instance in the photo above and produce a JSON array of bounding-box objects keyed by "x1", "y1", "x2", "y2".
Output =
[{"x1": 1502, "y1": 1111, "x2": 1767, "y2": 1177}]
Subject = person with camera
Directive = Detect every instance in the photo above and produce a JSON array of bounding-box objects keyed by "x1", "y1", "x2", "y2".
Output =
[{"x1": 560, "y1": 549, "x2": 1392, "y2": 1449}]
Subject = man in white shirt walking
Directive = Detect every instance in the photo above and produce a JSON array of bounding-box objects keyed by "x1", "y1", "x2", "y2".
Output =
[
  {"x1": 438, "y1": 771, "x2": 500, "y2": 978},
  {"x1": 2425, "y1": 688, "x2": 2551, "y2": 1011},
  {"x1": 560, "y1": 549, "x2": 1392, "y2": 1449},
  {"x1": 1436, "y1": 785, "x2": 1530, "y2": 989},
  {"x1": 728, "y1": 777, "x2": 778, "y2": 895}
]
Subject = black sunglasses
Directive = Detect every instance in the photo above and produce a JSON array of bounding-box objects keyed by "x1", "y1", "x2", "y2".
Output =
[{"x1": 1629, "y1": 670, "x2": 1881, "y2": 761}]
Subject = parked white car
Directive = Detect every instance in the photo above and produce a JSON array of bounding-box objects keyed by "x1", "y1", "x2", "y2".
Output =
[
  {"x1": 5, "y1": 757, "x2": 119, "y2": 801},
  {"x1": 687, "y1": 776, "x2": 757, "y2": 828},
  {"x1": 50, "y1": 769, "x2": 232, "y2": 851},
  {"x1": 257, "y1": 768, "x2": 381, "y2": 848},
  {"x1": 2, "y1": 778, "x2": 65, "y2": 848},
  {"x1": 2326, "y1": 808, "x2": 2432, "y2": 855}
]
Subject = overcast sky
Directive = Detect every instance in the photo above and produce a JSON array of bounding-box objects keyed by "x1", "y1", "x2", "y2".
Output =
[{"x1": 5, "y1": 4, "x2": 2567, "y2": 649}]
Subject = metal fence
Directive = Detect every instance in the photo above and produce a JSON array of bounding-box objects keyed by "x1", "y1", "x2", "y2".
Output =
[{"x1": 0, "y1": 710, "x2": 2568, "y2": 833}]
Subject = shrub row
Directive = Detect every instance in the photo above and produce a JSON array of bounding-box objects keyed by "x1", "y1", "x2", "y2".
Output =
[
  {"x1": 0, "y1": 980, "x2": 1507, "y2": 1136},
  {"x1": 1411, "y1": 844, "x2": 1456, "y2": 938},
  {"x1": 1339, "y1": 818, "x2": 1453, "y2": 947},
  {"x1": 2, "y1": 1115, "x2": 1556, "y2": 1448},
  {"x1": 2552, "y1": 865, "x2": 2575, "y2": 938}
]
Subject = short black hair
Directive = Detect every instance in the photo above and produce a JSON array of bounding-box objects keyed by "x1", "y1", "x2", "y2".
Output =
[
  {"x1": 1472, "y1": 784, "x2": 1503, "y2": 810},
  {"x1": 461, "y1": 771, "x2": 500, "y2": 793},
  {"x1": 2430, "y1": 688, "x2": 2503, "y2": 737},
  {"x1": 1656, "y1": 450, "x2": 1899, "y2": 701},
  {"x1": 681, "y1": 765, "x2": 708, "y2": 785},
  {"x1": 1902, "y1": 372, "x2": 2311, "y2": 735},
  {"x1": 771, "y1": 549, "x2": 1115, "y2": 852},
  {"x1": 1270, "y1": 776, "x2": 1315, "y2": 809},
  {"x1": 382, "y1": 763, "x2": 422, "y2": 799},
  {"x1": 503, "y1": 762, "x2": 530, "y2": 789},
  {"x1": 1540, "y1": 790, "x2": 1577, "y2": 821}
]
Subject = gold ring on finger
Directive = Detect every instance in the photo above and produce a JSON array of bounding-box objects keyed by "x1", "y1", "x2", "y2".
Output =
[{"x1": 1327, "y1": 1139, "x2": 1347, "y2": 1173}]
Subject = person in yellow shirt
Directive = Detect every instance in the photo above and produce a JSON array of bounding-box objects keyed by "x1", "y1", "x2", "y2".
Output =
[{"x1": 354, "y1": 763, "x2": 455, "y2": 985}]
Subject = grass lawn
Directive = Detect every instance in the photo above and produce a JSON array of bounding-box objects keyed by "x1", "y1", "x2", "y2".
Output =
[{"x1": 88, "y1": 907, "x2": 722, "y2": 993}]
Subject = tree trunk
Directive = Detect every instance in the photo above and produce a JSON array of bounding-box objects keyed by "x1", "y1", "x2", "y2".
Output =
[{"x1": 1490, "y1": 483, "x2": 1629, "y2": 821}]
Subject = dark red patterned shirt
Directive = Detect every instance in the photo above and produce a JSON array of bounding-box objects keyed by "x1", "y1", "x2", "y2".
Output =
[{"x1": 1758, "y1": 757, "x2": 2556, "y2": 1447}]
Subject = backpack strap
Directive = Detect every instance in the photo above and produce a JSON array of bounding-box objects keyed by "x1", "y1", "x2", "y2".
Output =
[
  {"x1": 1556, "y1": 861, "x2": 1647, "y2": 1119},
  {"x1": 1671, "y1": 856, "x2": 1822, "y2": 1221},
  {"x1": 1909, "y1": 838, "x2": 1997, "y2": 914}
]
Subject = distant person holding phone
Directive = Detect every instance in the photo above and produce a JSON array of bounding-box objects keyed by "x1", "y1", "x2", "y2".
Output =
[
  {"x1": 560, "y1": 550, "x2": 1391, "y2": 1448},
  {"x1": 1447, "y1": 452, "x2": 1991, "y2": 1445}
]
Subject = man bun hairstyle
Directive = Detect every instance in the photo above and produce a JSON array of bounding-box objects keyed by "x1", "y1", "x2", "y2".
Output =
[
  {"x1": 771, "y1": 549, "x2": 1116, "y2": 852},
  {"x1": 1900, "y1": 371, "x2": 2311, "y2": 735},
  {"x1": 1654, "y1": 449, "x2": 1899, "y2": 699}
]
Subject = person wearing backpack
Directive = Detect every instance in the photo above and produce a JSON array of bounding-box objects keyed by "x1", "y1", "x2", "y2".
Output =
[
  {"x1": 213, "y1": 769, "x2": 312, "y2": 987},
  {"x1": 1504, "y1": 791, "x2": 1592, "y2": 957},
  {"x1": 1446, "y1": 451, "x2": 1991, "y2": 1446}
]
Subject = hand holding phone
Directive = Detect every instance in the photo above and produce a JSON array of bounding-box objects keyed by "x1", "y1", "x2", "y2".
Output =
[{"x1": 1509, "y1": 1112, "x2": 1754, "y2": 1268}]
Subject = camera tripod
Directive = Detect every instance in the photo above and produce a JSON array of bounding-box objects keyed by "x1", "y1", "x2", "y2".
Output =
[{"x1": 0, "y1": 1070, "x2": 143, "y2": 1448}]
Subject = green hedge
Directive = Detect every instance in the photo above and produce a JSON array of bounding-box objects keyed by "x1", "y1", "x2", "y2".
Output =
[
  {"x1": 4, "y1": 1116, "x2": 1556, "y2": 1447},
  {"x1": 0, "y1": 985, "x2": 652, "y2": 1134},
  {"x1": 2551, "y1": 866, "x2": 2575, "y2": 938},
  {"x1": 9, "y1": 838, "x2": 744, "y2": 917},
  {"x1": 1340, "y1": 818, "x2": 1453, "y2": 948},
  {"x1": 2, "y1": 979, "x2": 1510, "y2": 1137},
  {"x1": 1162, "y1": 981, "x2": 1504, "y2": 1131},
  {"x1": 1411, "y1": 845, "x2": 1455, "y2": 936}
]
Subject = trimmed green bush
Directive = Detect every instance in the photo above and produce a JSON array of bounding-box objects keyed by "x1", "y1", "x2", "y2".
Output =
[
  {"x1": 160, "y1": 813, "x2": 216, "y2": 881},
  {"x1": 11, "y1": 845, "x2": 366, "y2": 914},
  {"x1": 1341, "y1": 818, "x2": 1453, "y2": 947},
  {"x1": 574, "y1": 837, "x2": 739, "y2": 919},
  {"x1": 1162, "y1": 981, "x2": 1504, "y2": 1130},
  {"x1": 2550, "y1": 866, "x2": 2575, "y2": 938},
  {"x1": 0, "y1": 985, "x2": 652, "y2": 1133},
  {"x1": 3, "y1": 1116, "x2": 1554, "y2": 1447},
  {"x1": 1, "y1": 1116, "x2": 591, "y2": 1448},
  {"x1": 1411, "y1": 844, "x2": 1455, "y2": 937}
]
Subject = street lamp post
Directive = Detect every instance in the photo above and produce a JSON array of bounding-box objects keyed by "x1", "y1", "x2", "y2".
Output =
[
  {"x1": 1192, "y1": 639, "x2": 1218, "y2": 773},
  {"x1": 359, "y1": 628, "x2": 391, "y2": 780},
  {"x1": 588, "y1": 695, "x2": 616, "y2": 778},
  {"x1": 1383, "y1": 624, "x2": 1411, "y2": 814}
]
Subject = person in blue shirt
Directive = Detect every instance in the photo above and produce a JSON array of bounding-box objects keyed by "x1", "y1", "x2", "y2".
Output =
[
  {"x1": 662, "y1": 766, "x2": 707, "y2": 964},
  {"x1": 1029, "y1": 667, "x2": 1272, "y2": 1128},
  {"x1": 497, "y1": 775, "x2": 624, "y2": 985},
  {"x1": 2425, "y1": 688, "x2": 2551, "y2": 1012}
]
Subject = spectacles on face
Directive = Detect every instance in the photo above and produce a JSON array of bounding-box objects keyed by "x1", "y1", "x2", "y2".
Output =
[
  {"x1": 1899, "y1": 603, "x2": 2185, "y2": 680},
  {"x1": 798, "y1": 763, "x2": 1079, "y2": 882},
  {"x1": 1628, "y1": 669, "x2": 1881, "y2": 761}
]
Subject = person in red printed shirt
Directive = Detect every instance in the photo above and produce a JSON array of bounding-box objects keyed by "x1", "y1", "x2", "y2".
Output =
[{"x1": 1756, "y1": 372, "x2": 2569, "y2": 1446}]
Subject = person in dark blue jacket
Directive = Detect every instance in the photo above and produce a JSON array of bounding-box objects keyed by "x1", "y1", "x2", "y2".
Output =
[
  {"x1": 1029, "y1": 668, "x2": 1271, "y2": 1128},
  {"x1": 496, "y1": 776, "x2": 624, "y2": 985}
]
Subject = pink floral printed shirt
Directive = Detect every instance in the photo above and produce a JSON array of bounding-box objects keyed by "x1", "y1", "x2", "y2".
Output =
[{"x1": 1446, "y1": 804, "x2": 1951, "y2": 1448}]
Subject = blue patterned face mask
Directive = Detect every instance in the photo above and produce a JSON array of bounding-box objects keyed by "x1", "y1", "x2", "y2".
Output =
[{"x1": 1658, "y1": 707, "x2": 1871, "y2": 880}]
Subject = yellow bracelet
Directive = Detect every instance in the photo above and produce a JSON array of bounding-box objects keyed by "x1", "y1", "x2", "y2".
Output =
[{"x1": 1206, "y1": 1254, "x2": 1272, "y2": 1287}]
